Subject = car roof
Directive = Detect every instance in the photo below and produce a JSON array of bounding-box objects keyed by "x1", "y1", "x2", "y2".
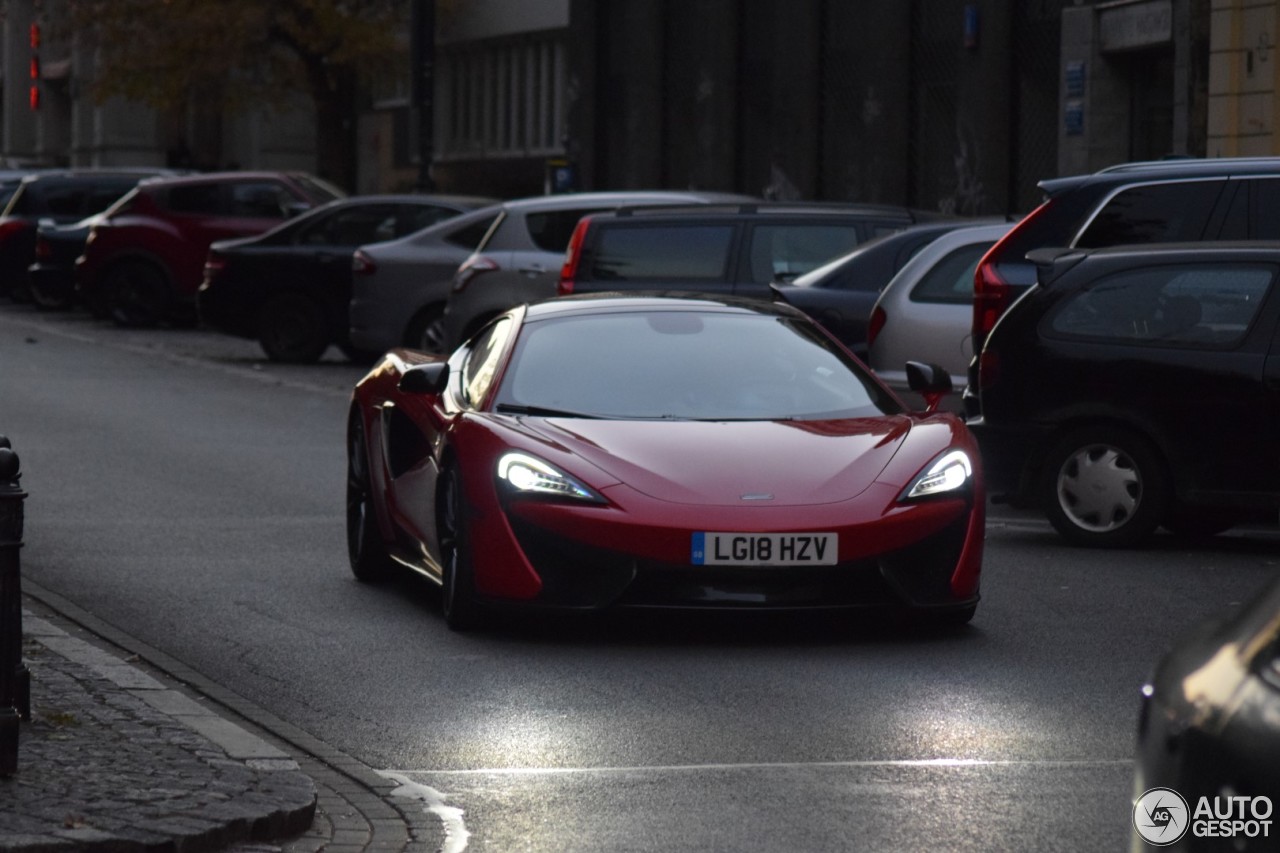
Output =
[
  {"x1": 136, "y1": 170, "x2": 317, "y2": 188},
  {"x1": 1045, "y1": 239, "x2": 1280, "y2": 261},
  {"x1": 596, "y1": 200, "x2": 934, "y2": 220},
  {"x1": 523, "y1": 292, "x2": 809, "y2": 322},
  {"x1": 495, "y1": 190, "x2": 755, "y2": 213},
  {"x1": 790, "y1": 218, "x2": 1003, "y2": 286},
  {"x1": 1039, "y1": 156, "x2": 1280, "y2": 196},
  {"x1": 891, "y1": 220, "x2": 1016, "y2": 260},
  {"x1": 20, "y1": 168, "x2": 177, "y2": 184},
  {"x1": 323, "y1": 193, "x2": 496, "y2": 208}
]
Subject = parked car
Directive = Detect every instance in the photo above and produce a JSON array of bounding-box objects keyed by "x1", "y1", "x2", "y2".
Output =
[
  {"x1": 775, "y1": 218, "x2": 1001, "y2": 358},
  {"x1": 557, "y1": 201, "x2": 946, "y2": 295},
  {"x1": 27, "y1": 215, "x2": 102, "y2": 309},
  {"x1": 347, "y1": 293, "x2": 983, "y2": 630},
  {"x1": 1132, "y1": 574, "x2": 1280, "y2": 851},
  {"x1": 970, "y1": 243, "x2": 1280, "y2": 547},
  {"x1": 435, "y1": 190, "x2": 755, "y2": 351},
  {"x1": 76, "y1": 171, "x2": 344, "y2": 326},
  {"x1": 966, "y1": 156, "x2": 1280, "y2": 415},
  {"x1": 346, "y1": 204, "x2": 503, "y2": 354},
  {"x1": 196, "y1": 194, "x2": 494, "y2": 363},
  {"x1": 867, "y1": 222, "x2": 1016, "y2": 398},
  {"x1": 0, "y1": 169, "x2": 171, "y2": 301}
]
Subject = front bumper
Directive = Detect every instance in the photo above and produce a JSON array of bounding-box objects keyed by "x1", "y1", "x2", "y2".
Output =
[{"x1": 473, "y1": 482, "x2": 983, "y2": 614}]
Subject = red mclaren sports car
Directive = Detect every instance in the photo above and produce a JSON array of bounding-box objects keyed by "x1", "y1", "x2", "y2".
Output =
[{"x1": 346, "y1": 294, "x2": 984, "y2": 629}]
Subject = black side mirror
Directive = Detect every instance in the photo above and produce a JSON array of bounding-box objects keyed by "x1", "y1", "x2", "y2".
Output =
[
  {"x1": 398, "y1": 361, "x2": 449, "y2": 394},
  {"x1": 905, "y1": 361, "x2": 953, "y2": 413}
]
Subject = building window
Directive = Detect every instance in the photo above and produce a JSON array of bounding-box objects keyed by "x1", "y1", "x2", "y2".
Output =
[{"x1": 438, "y1": 35, "x2": 565, "y2": 160}]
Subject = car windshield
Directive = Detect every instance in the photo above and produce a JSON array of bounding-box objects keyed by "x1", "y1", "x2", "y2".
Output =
[{"x1": 496, "y1": 309, "x2": 901, "y2": 420}]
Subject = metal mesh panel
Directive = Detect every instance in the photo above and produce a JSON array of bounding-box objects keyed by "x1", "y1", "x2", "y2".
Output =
[{"x1": 907, "y1": 0, "x2": 1076, "y2": 216}]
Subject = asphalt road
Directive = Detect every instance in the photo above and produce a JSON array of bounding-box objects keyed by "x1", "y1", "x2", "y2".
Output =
[{"x1": 2, "y1": 303, "x2": 1277, "y2": 852}]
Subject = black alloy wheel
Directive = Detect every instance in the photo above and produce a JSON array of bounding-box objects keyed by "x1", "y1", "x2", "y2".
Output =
[
  {"x1": 106, "y1": 261, "x2": 169, "y2": 327},
  {"x1": 1039, "y1": 425, "x2": 1169, "y2": 548},
  {"x1": 346, "y1": 411, "x2": 395, "y2": 582},
  {"x1": 256, "y1": 293, "x2": 330, "y2": 363},
  {"x1": 438, "y1": 464, "x2": 480, "y2": 631}
]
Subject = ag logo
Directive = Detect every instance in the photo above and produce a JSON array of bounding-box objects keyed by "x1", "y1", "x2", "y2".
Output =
[{"x1": 1133, "y1": 787, "x2": 1190, "y2": 846}]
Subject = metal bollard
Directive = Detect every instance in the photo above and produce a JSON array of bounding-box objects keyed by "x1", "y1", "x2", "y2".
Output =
[{"x1": 0, "y1": 436, "x2": 27, "y2": 777}]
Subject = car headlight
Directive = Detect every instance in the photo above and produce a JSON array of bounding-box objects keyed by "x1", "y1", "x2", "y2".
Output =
[
  {"x1": 497, "y1": 452, "x2": 603, "y2": 502},
  {"x1": 901, "y1": 449, "x2": 973, "y2": 501}
]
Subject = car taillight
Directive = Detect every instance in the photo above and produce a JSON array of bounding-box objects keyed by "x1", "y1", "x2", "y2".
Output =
[
  {"x1": 972, "y1": 257, "x2": 1010, "y2": 344},
  {"x1": 558, "y1": 216, "x2": 592, "y2": 296},
  {"x1": 452, "y1": 255, "x2": 500, "y2": 293},
  {"x1": 352, "y1": 249, "x2": 376, "y2": 275},
  {"x1": 971, "y1": 197, "x2": 1054, "y2": 350},
  {"x1": 0, "y1": 219, "x2": 27, "y2": 245},
  {"x1": 33, "y1": 234, "x2": 52, "y2": 261},
  {"x1": 867, "y1": 306, "x2": 887, "y2": 348}
]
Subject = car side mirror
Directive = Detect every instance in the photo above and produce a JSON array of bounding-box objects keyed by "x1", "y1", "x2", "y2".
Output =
[
  {"x1": 905, "y1": 361, "x2": 953, "y2": 413},
  {"x1": 398, "y1": 362, "x2": 449, "y2": 395}
]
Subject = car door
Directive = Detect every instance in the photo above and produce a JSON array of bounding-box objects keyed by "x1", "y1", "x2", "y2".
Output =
[{"x1": 1045, "y1": 260, "x2": 1280, "y2": 503}]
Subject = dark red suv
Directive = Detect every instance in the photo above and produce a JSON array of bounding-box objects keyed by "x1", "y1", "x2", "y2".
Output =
[{"x1": 76, "y1": 171, "x2": 343, "y2": 325}]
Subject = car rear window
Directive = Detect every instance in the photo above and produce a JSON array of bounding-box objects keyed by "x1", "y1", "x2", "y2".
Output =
[
  {"x1": 1074, "y1": 180, "x2": 1225, "y2": 248},
  {"x1": 165, "y1": 184, "x2": 224, "y2": 215},
  {"x1": 445, "y1": 214, "x2": 499, "y2": 249},
  {"x1": 590, "y1": 225, "x2": 733, "y2": 280},
  {"x1": 525, "y1": 208, "x2": 603, "y2": 252},
  {"x1": 909, "y1": 241, "x2": 996, "y2": 304},
  {"x1": 748, "y1": 223, "x2": 863, "y2": 283},
  {"x1": 1047, "y1": 263, "x2": 1274, "y2": 347}
]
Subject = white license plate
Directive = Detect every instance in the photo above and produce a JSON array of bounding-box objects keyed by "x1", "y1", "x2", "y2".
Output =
[{"x1": 691, "y1": 532, "x2": 838, "y2": 566}]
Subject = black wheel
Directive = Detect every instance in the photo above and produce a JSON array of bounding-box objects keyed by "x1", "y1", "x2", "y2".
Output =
[
  {"x1": 404, "y1": 305, "x2": 446, "y2": 353},
  {"x1": 256, "y1": 294, "x2": 330, "y2": 363},
  {"x1": 346, "y1": 411, "x2": 395, "y2": 582},
  {"x1": 30, "y1": 283, "x2": 73, "y2": 311},
  {"x1": 106, "y1": 262, "x2": 169, "y2": 327},
  {"x1": 1039, "y1": 426, "x2": 1169, "y2": 548},
  {"x1": 439, "y1": 465, "x2": 480, "y2": 631}
]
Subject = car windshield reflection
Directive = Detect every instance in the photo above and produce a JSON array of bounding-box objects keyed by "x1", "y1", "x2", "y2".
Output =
[{"x1": 495, "y1": 310, "x2": 900, "y2": 421}]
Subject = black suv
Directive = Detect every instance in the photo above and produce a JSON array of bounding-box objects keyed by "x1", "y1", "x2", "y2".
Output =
[
  {"x1": 967, "y1": 157, "x2": 1280, "y2": 412},
  {"x1": 558, "y1": 202, "x2": 944, "y2": 301},
  {"x1": 970, "y1": 242, "x2": 1280, "y2": 548},
  {"x1": 0, "y1": 169, "x2": 171, "y2": 301}
]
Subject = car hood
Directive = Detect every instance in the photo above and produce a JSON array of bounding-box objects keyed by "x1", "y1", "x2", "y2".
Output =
[{"x1": 524, "y1": 417, "x2": 911, "y2": 506}]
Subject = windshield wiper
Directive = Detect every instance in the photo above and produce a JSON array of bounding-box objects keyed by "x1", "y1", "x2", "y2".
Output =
[{"x1": 495, "y1": 403, "x2": 604, "y2": 419}]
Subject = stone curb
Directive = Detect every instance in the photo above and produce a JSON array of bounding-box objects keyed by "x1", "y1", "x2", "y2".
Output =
[{"x1": 2, "y1": 585, "x2": 445, "y2": 853}]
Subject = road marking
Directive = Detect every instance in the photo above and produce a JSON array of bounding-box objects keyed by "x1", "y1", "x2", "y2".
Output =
[
  {"x1": 380, "y1": 771, "x2": 471, "y2": 853},
  {"x1": 384, "y1": 757, "x2": 1132, "y2": 777}
]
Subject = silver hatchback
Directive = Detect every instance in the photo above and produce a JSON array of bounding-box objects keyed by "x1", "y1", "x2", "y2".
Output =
[
  {"x1": 437, "y1": 190, "x2": 753, "y2": 351},
  {"x1": 867, "y1": 221, "x2": 1015, "y2": 403}
]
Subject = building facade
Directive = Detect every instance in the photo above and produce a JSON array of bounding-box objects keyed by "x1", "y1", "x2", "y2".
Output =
[{"x1": 1, "y1": 1, "x2": 1278, "y2": 214}]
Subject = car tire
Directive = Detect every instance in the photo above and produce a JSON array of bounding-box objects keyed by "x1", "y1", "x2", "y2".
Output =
[
  {"x1": 30, "y1": 284, "x2": 73, "y2": 311},
  {"x1": 439, "y1": 464, "x2": 481, "y2": 631},
  {"x1": 346, "y1": 411, "x2": 395, "y2": 582},
  {"x1": 256, "y1": 294, "x2": 329, "y2": 363},
  {"x1": 106, "y1": 261, "x2": 169, "y2": 327},
  {"x1": 1039, "y1": 425, "x2": 1169, "y2": 548},
  {"x1": 404, "y1": 305, "x2": 446, "y2": 353}
]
